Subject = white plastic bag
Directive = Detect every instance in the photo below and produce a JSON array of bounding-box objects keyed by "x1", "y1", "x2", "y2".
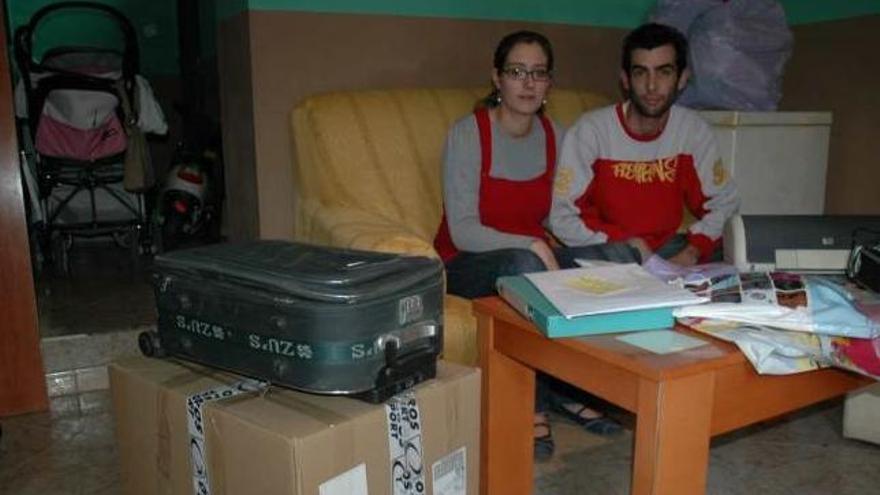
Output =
[
  {"x1": 135, "y1": 74, "x2": 168, "y2": 135},
  {"x1": 674, "y1": 272, "x2": 880, "y2": 339},
  {"x1": 652, "y1": 0, "x2": 793, "y2": 110}
]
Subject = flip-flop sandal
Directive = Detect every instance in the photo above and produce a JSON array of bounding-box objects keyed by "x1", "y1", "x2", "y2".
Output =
[
  {"x1": 533, "y1": 419, "x2": 555, "y2": 461},
  {"x1": 555, "y1": 403, "x2": 622, "y2": 436}
]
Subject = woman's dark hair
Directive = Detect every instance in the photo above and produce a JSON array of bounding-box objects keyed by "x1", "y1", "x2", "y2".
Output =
[
  {"x1": 621, "y1": 23, "x2": 688, "y2": 76},
  {"x1": 480, "y1": 30, "x2": 554, "y2": 109}
]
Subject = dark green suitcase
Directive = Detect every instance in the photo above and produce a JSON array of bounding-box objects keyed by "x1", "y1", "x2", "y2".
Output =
[{"x1": 140, "y1": 240, "x2": 444, "y2": 402}]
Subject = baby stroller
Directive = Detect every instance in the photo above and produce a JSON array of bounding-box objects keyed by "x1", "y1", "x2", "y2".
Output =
[{"x1": 14, "y1": 2, "x2": 165, "y2": 273}]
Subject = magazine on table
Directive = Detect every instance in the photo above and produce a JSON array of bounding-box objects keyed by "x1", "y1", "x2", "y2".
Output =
[
  {"x1": 673, "y1": 271, "x2": 880, "y2": 339},
  {"x1": 523, "y1": 263, "x2": 708, "y2": 319}
]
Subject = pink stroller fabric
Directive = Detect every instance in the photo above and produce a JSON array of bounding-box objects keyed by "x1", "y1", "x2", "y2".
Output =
[
  {"x1": 35, "y1": 102, "x2": 126, "y2": 161},
  {"x1": 28, "y1": 64, "x2": 128, "y2": 162}
]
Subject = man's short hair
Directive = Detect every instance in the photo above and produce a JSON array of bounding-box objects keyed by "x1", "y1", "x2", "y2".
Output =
[{"x1": 621, "y1": 23, "x2": 688, "y2": 75}]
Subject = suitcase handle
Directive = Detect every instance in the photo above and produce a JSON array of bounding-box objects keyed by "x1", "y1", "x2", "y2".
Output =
[
  {"x1": 376, "y1": 322, "x2": 437, "y2": 352},
  {"x1": 378, "y1": 322, "x2": 439, "y2": 369}
]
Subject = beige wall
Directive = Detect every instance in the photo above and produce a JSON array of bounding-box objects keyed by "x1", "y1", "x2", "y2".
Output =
[
  {"x1": 780, "y1": 15, "x2": 880, "y2": 215},
  {"x1": 217, "y1": 11, "x2": 880, "y2": 240}
]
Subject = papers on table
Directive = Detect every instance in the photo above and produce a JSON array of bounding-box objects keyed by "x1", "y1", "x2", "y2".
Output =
[
  {"x1": 524, "y1": 263, "x2": 708, "y2": 319},
  {"x1": 497, "y1": 274, "x2": 675, "y2": 338}
]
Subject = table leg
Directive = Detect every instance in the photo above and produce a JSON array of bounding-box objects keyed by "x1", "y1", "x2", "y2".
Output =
[
  {"x1": 479, "y1": 315, "x2": 535, "y2": 495},
  {"x1": 632, "y1": 373, "x2": 715, "y2": 495}
]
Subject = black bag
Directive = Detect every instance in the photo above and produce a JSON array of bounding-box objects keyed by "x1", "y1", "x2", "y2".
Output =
[
  {"x1": 848, "y1": 229, "x2": 880, "y2": 293},
  {"x1": 141, "y1": 240, "x2": 444, "y2": 402}
]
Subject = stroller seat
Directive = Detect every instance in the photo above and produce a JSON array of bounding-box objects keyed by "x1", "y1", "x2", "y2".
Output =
[{"x1": 14, "y1": 1, "x2": 165, "y2": 273}]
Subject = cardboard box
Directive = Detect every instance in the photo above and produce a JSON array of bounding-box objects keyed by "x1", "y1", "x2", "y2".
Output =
[
  {"x1": 110, "y1": 356, "x2": 480, "y2": 495},
  {"x1": 843, "y1": 382, "x2": 880, "y2": 445}
]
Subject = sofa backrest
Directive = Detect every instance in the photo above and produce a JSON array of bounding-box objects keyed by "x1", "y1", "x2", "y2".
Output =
[{"x1": 290, "y1": 88, "x2": 613, "y2": 242}]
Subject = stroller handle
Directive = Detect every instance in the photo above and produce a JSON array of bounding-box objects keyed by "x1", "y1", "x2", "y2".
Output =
[{"x1": 16, "y1": 1, "x2": 139, "y2": 79}]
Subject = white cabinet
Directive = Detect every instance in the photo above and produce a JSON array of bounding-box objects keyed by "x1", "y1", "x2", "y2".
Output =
[{"x1": 698, "y1": 111, "x2": 832, "y2": 215}]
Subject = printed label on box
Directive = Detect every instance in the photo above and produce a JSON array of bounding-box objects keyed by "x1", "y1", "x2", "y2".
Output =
[
  {"x1": 385, "y1": 391, "x2": 425, "y2": 495},
  {"x1": 185, "y1": 378, "x2": 267, "y2": 495},
  {"x1": 432, "y1": 447, "x2": 466, "y2": 495},
  {"x1": 320, "y1": 463, "x2": 369, "y2": 495}
]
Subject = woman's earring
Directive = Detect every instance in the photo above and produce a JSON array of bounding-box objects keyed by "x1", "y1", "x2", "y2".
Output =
[
  {"x1": 542, "y1": 98, "x2": 547, "y2": 106},
  {"x1": 495, "y1": 93, "x2": 502, "y2": 104}
]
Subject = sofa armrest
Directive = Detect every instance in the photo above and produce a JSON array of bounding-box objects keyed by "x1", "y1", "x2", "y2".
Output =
[
  {"x1": 296, "y1": 200, "x2": 438, "y2": 258},
  {"x1": 443, "y1": 293, "x2": 478, "y2": 366}
]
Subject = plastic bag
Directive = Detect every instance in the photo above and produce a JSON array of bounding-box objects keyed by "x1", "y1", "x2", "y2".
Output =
[
  {"x1": 642, "y1": 255, "x2": 738, "y2": 287},
  {"x1": 115, "y1": 80, "x2": 155, "y2": 192},
  {"x1": 135, "y1": 74, "x2": 168, "y2": 135},
  {"x1": 673, "y1": 272, "x2": 880, "y2": 339},
  {"x1": 652, "y1": 0, "x2": 793, "y2": 110},
  {"x1": 681, "y1": 316, "x2": 880, "y2": 379}
]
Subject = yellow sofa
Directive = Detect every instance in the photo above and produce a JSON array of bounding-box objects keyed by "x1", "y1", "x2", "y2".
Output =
[{"x1": 290, "y1": 88, "x2": 612, "y2": 366}]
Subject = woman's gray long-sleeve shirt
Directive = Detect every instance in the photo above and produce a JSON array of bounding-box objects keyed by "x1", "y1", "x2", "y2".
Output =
[{"x1": 443, "y1": 113, "x2": 562, "y2": 253}]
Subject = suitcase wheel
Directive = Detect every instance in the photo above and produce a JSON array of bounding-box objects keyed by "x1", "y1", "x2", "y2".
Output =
[{"x1": 138, "y1": 330, "x2": 166, "y2": 358}]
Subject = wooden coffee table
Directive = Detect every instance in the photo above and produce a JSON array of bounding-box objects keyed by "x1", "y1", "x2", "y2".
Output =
[{"x1": 475, "y1": 296, "x2": 872, "y2": 495}]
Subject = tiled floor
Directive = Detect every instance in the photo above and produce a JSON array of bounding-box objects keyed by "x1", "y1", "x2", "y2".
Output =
[
  {"x1": 0, "y1": 391, "x2": 120, "y2": 495},
  {"x1": 3, "y1": 241, "x2": 878, "y2": 494}
]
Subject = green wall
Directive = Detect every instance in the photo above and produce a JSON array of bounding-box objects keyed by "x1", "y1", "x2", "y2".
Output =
[
  {"x1": 217, "y1": 0, "x2": 880, "y2": 26},
  {"x1": 782, "y1": 0, "x2": 880, "y2": 24},
  {"x1": 11, "y1": 0, "x2": 876, "y2": 76},
  {"x1": 217, "y1": 0, "x2": 656, "y2": 27},
  {"x1": 7, "y1": 0, "x2": 179, "y2": 76}
]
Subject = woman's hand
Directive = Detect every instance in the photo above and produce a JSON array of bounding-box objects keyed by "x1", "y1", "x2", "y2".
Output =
[
  {"x1": 530, "y1": 239, "x2": 560, "y2": 271},
  {"x1": 667, "y1": 243, "x2": 700, "y2": 266}
]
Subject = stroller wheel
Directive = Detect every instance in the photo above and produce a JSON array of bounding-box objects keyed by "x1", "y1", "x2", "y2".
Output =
[{"x1": 138, "y1": 330, "x2": 166, "y2": 358}]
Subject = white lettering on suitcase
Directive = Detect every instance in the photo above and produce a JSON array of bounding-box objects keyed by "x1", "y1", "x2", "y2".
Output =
[
  {"x1": 398, "y1": 295, "x2": 424, "y2": 325},
  {"x1": 351, "y1": 342, "x2": 381, "y2": 360},
  {"x1": 248, "y1": 334, "x2": 313, "y2": 360},
  {"x1": 175, "y1": 315, "x2": 227, "y2": 341}
]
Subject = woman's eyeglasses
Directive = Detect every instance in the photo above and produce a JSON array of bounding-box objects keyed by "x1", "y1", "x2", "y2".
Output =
[{"x1": 500, "y1": 66, "x2": 552, "y2": 82}]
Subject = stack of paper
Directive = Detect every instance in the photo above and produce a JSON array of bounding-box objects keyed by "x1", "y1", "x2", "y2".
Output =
[
  {"x1": 497, "y1": 263, "x2": 708, "y2": 338},
  {"x1": 525, "y1": 263, "x2": 709, "y2": 318},
  {"x1": 497, "y1": 275, "x2": 675, "y2": 338}
]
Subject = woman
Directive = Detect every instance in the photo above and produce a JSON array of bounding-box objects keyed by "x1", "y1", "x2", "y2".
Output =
[
  {"x1": 434, "y1": 30, "x2": 560, "y2": 296},
  {"x1": 434, "y1": 31, "x2": 620, "y2": 461}
]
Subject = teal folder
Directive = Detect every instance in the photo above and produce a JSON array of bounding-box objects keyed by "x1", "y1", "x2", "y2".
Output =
[{"x1": 496, "y1": 275, "x2": 674, "y2": 338}]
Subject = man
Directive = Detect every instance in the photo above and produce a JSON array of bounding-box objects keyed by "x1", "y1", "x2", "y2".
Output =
[{"x1": 550, "y1": 23, "x2": 739, "y2": 266}]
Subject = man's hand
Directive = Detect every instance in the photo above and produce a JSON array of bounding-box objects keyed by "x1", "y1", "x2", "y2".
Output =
[
  {"x1": 667, "y1": 243, "x2": 701, "y2": 267},
  {"x1": 530, "y1": 239, "x2": 560, "y2": 271},
  {"x1": 626, "y1": 237, "x2": 653, "y2": 263}
]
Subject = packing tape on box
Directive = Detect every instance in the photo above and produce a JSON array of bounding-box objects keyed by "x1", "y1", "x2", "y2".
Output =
[
  {"x1": 385, "y1": 391, "x2": 425, "y2": 495},
  {"x1": 185, "y1": 378, "x2": 268, "y2": 495},
  {"x1": 155, "y1": 366, "x2": 231, "y2": 493}
]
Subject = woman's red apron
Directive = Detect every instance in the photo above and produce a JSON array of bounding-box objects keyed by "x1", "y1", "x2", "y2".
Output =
[{"x1": 434, "y1": 108, "x2": 556, "y2": 262}]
